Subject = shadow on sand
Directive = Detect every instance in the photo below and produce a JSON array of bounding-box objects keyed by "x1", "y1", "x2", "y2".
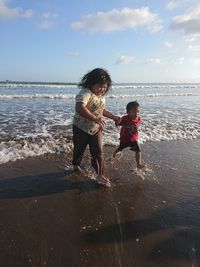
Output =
[
  {"x1": 0, "y1": 171, "x2": 99, "y2": 199},
  {"x1": 82, "y1": 198, "x2": 200, "y2": 260}
]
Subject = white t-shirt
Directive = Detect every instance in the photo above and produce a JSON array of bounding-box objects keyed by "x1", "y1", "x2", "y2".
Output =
[{"x1": 73, "y1": 88, "x2": 105, "y2": 135}]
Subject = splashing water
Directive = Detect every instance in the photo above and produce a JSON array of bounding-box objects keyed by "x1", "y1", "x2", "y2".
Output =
[{"x1": 131, "y1": 166, "x2": 159, "y2": 182}]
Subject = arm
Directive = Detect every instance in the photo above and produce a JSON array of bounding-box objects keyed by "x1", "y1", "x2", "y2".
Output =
[
  {"x1": 115, "y1": 115, "x2": 127, "y2": 126},
  {"x1": 133, "y1": 117, "x2": 141, "y2": 130},
  {"x1": 103, "y1": 109, "x2": 121, "y2": 123},
  {"x1": 136, "y1": 117, "x2": 142, "y2": 127},
  {"x1": 76, "y1": 102, "x2": 106, "y2": 125}
]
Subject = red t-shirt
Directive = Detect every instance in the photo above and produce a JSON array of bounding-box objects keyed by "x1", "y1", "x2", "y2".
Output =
[{"x1": 119, "y1": 115, "x2": 141, "y2": 143}]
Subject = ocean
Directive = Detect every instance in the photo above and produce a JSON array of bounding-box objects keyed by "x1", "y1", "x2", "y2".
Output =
[
  {"x1": 0, "y1": 82, "x2": 200, "y2": 164},
  {"x1": 1, "y1": 82, "x2": 200, "y2": 266}
]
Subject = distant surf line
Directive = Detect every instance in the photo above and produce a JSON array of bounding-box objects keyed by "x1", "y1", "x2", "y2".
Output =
[{"x1": 1, "y1": 92, "x2": 200, "y2": 99}]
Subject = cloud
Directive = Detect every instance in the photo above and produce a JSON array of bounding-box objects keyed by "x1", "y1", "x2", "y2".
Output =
[
  {"x1": 0, "y1": 0, "x2": 33, "y2": 20},
  {"x1": 38, "y1": 11, "x2": 57, "y2": 30},
  {"x1": 193, "y1": 58, "x2": 200, "y2": 64},
  {"x1": 70, "y1": 7, "x2": 163, "y2": 33},
  {"x1": 188, "y1": 44, "x2": 200, "y2": 51},
  {"x1": 116, "y1": 55, "x2": 134, "y2": 64},
  {"x1": 146, "y1": 58, "x2": 162, "y2": 64},
  {"x1": 170, "y1": 3, "x2": 200, "y2": 36},
  {"x1": 23, "y1": 9, "x2": 34, "y2": 18},
  {"x1": 66, "y1": 51, "x2": 80, "y2": 57},
  {"x1": 42, "y1": 12, "x2": 51, "y2": 19},
  {"x1": 38, "y1": 20, "x2": 54, "y2": 29},
  {"x1": 174, "y1": 57, "x2": 185, "y2": 64},
  {"x1": 186, "y1": 36, "x2": 199, "y2": 42},
  {"x1": 166, "y1": 0, "x2": 181, "y2": 10},
  {"x1": 164, "y1": 41, "x2": 173, "y2": 48}
]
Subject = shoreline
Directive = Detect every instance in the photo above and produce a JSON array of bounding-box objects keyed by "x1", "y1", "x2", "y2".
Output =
[{"x1": 0, "y1": 139, "x2": 200, "y2": 266}]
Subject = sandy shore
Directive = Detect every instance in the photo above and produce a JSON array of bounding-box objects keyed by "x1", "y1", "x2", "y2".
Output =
[{"x1": 0, "y1": 139, "x2": 200, "y2": 267}]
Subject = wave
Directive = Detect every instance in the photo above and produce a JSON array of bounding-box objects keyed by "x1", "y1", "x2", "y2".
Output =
[
  {"x1": 0, "y1": 135, "x2": 73, "y2": 165},
  {"x1": 0, "y1": 82, "x2": 200, "y2": 89},
  {"x1": 0, "y1": 83, "x2": 77, "y2": 89},
  {"x1": 1, "y1": 92, "x2": 200, "y2": 100},
  {"x1": 108, "y1": 92, "x2": 200, "y2": 98},
  {"x1": 112, "y1": 84, "x2": 200, "y2": 89},
  {"x1": 0, "y1": 122, "x2": 199, "y2": 164},
  {"x1": 0, "y1": 94, "x2": 76, "y2": 99}
]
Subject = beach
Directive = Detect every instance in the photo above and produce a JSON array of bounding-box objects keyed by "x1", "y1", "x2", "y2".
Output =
[{"x1": 0, "y1": 139, "x2": 200, "y2": 267}]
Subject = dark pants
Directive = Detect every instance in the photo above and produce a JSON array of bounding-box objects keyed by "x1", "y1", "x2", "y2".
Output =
[
  {"x1": 118, "y1": 141, "x2": 141, "y2": 152},
  {"x1": 72, "y1": 125, "x2": 104, "y2": 175}
]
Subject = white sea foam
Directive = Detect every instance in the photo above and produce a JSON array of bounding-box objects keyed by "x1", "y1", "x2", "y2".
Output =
[
  {"x1": 108, "y1": 93, "x2": 200, "y2": 98},
  {"x1": 103, "y1": 126, "x2": 199, "y2": 150},
  {"x1": 0, "y1": 122, "x2": 199, "y2": 164},
  {"x1": 111, "y1": 84, "x2": 200, "y2": 89},
  {"x1": 1, "y1": 114, "x2": 200, "y2": 165},
  {"x1": 0, "y1": 83, "x2": 77, "y2": 89},
  {"x1": 0, "y1": 92, "x2": 200, "y2": 99},
  {"x1": 0, "y1": 82, "x2": 199, "y2": 90},
  {"x1": 0, "y1": 94, "x2": 76, "y2": 99},
  {"x1": 0, "y1": 136, "x2": 73, "y2": 164}
]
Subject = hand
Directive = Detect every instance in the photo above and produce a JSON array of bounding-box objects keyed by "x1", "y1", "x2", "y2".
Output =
[
  {"x1": 113, "y1": 116, "x2": 121, "y2": 125},
  {"x1": 94, "y1": 116, "x2": 106, "y2": 126}
]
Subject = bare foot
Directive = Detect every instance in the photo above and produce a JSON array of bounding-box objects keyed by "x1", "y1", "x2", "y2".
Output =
[
  {"x1": 73, "y1": 165, "x2": 84, "y2": 173},
  {"x1": 101, "y1": 175, "x2": 111, "y2": 182},
  {"x1": 96, "y1": 175, "x2": 111, "y2": 187},
  {"x1": 137, "y1": 164, "x2": 146, "y2": 169},
  {"x1": 113, "y1": 151, "x2": 122, "y2": 160}
]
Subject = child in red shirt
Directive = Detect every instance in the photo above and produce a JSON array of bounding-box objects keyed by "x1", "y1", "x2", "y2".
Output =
[{"x1": 113, "y1": 101, "x2": 145, "y2": 169}]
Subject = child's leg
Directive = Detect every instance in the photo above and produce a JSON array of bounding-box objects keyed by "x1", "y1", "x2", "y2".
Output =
[
  {"x1": 113, "y1": 142, "x2": 127, "y2": 158},
  {"x1": 113, "y1": 147, "x2": 120, "y2": 158},
  {"x1": 135, "y1": 151, "x2": 145, "y2": 169},
  {"x1": 88, "y1": 131, "x2": 111, "y2": 186},
  {"x1": 130, "y1": 141, "x2": 145, "y2": 169},
  {"x1": 88, "y1": 130, "x2": 104, "y2": 177},
  {"x1": 135, "y1": 151, "x2": 141, "y2": 167},
  {"x1": 72, "y1": 125, "x2": 88, "y2": 171}
]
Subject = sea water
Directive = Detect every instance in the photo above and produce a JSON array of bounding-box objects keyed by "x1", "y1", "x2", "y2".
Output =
[{"x1": 0, "y1": 82, "x2": 200, "y2": 164}]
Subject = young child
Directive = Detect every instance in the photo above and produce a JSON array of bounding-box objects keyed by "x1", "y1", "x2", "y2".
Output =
[
  {"x1": 72, "y1": 68, "x2": 120, "y2": 186},
  {"x1": 113, "y1": 101, "x2": 145, "y2": 169}
]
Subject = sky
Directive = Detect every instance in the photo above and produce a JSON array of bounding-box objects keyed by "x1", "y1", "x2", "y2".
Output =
[{"x1": 0, "y1": 0, "x2": 200, "y2": 83}]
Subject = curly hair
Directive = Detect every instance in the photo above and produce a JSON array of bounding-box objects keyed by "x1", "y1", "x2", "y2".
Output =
[{"x1": 78, "y1": 68, "x2": 112, "y2": 92}]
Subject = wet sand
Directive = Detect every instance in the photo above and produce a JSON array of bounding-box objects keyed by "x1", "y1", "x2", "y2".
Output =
[{"x1": 0, "y1": 139, "x2": 200, "y2": 267}]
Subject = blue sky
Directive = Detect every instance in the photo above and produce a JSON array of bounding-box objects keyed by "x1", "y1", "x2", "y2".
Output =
[{"x1": 0, "y1": 0, "x2": 200, "y2": 83}]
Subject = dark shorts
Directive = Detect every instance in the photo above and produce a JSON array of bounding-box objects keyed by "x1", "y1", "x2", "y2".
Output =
[{"x1": 118, "y1": 141, "x2": 141, "y2": 152}]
